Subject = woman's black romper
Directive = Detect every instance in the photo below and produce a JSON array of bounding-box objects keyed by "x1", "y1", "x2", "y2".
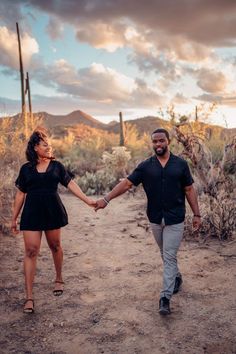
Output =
[{"x1": 15, "y1": 160, "x2": 72, "y2": 231}]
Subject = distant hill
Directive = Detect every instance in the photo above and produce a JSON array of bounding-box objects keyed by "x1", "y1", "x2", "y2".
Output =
[
  {"x1": 10, "y1": 110, "x2": 236, "y2": 139},
  {"x1": 109, "y1": 115, "x2": 236, "y2": 139},
  {"x1": 106, "y1": 116, "x2": 170, "y2": 135},
  {"x1": 36, "y1": 110, "x2": 108, "y2": 130}
]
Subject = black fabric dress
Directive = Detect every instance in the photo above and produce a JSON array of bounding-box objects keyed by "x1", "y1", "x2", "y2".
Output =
[{"x1": 15, "y1": 160, "x2": 72, "y2": 231}]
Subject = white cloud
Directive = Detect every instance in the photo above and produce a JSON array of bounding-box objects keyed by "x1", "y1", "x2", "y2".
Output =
[
  {"x1": 0, "y1": 26, "x2": 39, "y2": 70},
  {"x1": 32, "y1": 59, "x2": 165, "y2": 110},
  {"x1": 196, "y1": 93, "x2": 236, "y2": 107},
  {"x1": 197, "y1": 69, "x2": 228, "y2": 94},
  {"x1": 76, "y1": 22, "x2": 126, "y2": 52}
]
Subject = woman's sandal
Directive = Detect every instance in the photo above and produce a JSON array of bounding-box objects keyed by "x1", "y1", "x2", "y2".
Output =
[
  {"x1": 23, "y1": 299, "x2": 34, "y2": 314},
  {"x1": 53, "y1": 281, "x2": 64, "y2": 296}
]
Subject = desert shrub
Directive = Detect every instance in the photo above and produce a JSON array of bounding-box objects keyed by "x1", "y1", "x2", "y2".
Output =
[
  {"x1": 126, "y1": 130, "x2": 153, "y2": 167},
  {"x1": 54, "y1": 125, "x2": 119, "y2": 176},
  {"x1": 0, "y1": 163, "x2": 17, "y2": 233},
  {"x1": 76, "y1": 170, "x2": 117, "y2": 195},
  {"x1": 200, "y1": 192, "x2": 235, "y2": 240},
  {"x1": 52, "y1": 130, "x2": 76, "y2": 158},
  {"x1": 172, "y1": 121, "x2": 236, "y2": 240},
  {"x1": 102, "y1": 146, "x2": 131, "y2": 179},
  {"x1": 0, "y1": 115, "x2": 42, "y2": 232},
  {"x1": 75, "y1": 146, "x2": 132, "y2": 195}
]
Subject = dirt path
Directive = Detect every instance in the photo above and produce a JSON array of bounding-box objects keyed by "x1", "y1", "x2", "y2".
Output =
[{"x1": 0, "y1": 193, "x2": 236, "y2": 354}]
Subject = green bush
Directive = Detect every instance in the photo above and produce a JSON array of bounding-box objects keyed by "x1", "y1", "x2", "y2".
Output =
[
  {"x1": 74, "y1": 146, "x2": 132, "y2": 195},
  {"x1": 76, "y1": 170, "x2": 117, "y2": 195}
]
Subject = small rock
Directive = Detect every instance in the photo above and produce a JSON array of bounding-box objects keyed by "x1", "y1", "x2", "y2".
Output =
[{"x1": 115, "y1": 267, "x2": 122, "y2": 272}]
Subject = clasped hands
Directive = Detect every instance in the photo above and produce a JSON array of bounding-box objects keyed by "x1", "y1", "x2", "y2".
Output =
[{"x1": 86, "y1": 197, "x2": 109, "y2": 211}]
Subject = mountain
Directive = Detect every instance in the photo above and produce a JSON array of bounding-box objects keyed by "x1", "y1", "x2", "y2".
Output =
[
  {"x1": 36, "y1": 110, "x2": 107, "y2": 130},
  {"x1": 38, "y1": 111, "x2": 171, "y2": 135},
  {"x1": 106, "y1": 116, "x2": 170, "y2": 135},
  {"x1": 40, "y1": 111, "x2": 175, "y2": 137},
  {"x1": 9, "y1": 110, "x2": 236, "y2": 139}
]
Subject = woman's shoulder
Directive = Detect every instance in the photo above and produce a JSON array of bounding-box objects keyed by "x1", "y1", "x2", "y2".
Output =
[
  {"x1": 17, "y1": 162, "x2": 34, "y2": 178},
  {"x1": 51, "y1": 159, "x2": 64, "y2": 168},
  {"x1": 20, "y1": 161, "x2": 32, "y2": 171},
  {"x1": 50, "y1": 160, "x2": 68, "y2": 172}
]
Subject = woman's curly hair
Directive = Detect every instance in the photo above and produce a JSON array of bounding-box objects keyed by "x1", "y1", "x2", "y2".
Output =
[{"x1": 26, "y1": 129, "x2": 53, "y2": 166}]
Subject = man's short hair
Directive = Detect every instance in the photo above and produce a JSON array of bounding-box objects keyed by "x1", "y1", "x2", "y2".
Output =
[{"x1": 151, "y1": 128, "x2": 170, "y2": 141}]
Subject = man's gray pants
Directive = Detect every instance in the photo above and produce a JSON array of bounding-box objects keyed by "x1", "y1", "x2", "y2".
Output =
[{"x1": 150, "y1": 220, "x2": 184, "y2": 300}]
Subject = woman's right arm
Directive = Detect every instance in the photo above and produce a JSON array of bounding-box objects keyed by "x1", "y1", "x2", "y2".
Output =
[{"x1": 11, "y1": 190, "x2": 25, "y2": 233}]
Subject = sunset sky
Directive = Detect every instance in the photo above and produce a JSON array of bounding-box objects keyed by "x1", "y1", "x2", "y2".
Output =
[{"x1": 0, "y1": 0, "x2": 236, "y2": 127}]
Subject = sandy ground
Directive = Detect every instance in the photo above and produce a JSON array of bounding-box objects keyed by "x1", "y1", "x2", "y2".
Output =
[{"x1": 0, "y1": 192, "x2": 236, "y2": 354}]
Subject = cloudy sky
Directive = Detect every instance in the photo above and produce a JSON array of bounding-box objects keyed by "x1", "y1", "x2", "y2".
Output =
[{"x1": 0, "y1": 0, "x2": 236, "y2": 127}]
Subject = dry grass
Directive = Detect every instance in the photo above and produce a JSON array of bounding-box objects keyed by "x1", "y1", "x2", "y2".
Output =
[
  {"x1": 172, "y1": 123, "x2": 236, "y2": 240},
  {"x1": 0, "y1": 114, "x2": 42, "y2": 233}
]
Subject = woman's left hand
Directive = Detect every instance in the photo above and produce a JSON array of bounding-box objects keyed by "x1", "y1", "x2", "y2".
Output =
[
  {"x1": 86, "y1": 198, "x2": 97, "y2": 207},
  {"x1": 11, "y1": 219, "x2": 19, "y2": 235}
]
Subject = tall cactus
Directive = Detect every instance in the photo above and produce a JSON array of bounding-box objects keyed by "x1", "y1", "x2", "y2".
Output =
[
  {"x1": 195, "y1": 105, "x2": 198, "y2": 122},
  {"x1": 26, "y1": 72, "x2": 32, "y2": 114},
  {"x1": 16, "y1": 22, "x2": 27, "y2": 137},
  {"x1": 119, "y1": 111, "x2": 125, "y2": 146},
  {"x1": 26, "y1": 72, "x2": 33, "y2": 128}
]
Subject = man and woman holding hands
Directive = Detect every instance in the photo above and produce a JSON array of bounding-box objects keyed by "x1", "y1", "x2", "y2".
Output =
[{"x1": 12, "y1": 128, "x2": 201, "y2": 315}]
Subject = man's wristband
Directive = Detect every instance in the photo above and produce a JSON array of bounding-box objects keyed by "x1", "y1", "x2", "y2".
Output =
[
  {"x1": 193, "y1": 214, "x2": 201, "y2": 217},
  {"x1": 103, "y1": 196, "x2": 110, "y2": 205}
]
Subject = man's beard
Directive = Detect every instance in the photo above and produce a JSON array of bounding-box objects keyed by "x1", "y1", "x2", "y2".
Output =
[{"x1": 154, "y1": 146, "x2": 168, "y2": 156}]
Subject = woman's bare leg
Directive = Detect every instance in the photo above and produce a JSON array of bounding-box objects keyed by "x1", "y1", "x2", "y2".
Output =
[
  {"x1": 23, "y1": 230, "x2": 42, "y2": 310},
  {"x1": 45, "y1": 229, "x2": 64, "y2": 293}
]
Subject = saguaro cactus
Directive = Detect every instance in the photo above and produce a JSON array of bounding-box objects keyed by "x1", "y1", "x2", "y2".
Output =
[
  {"x1": 119, "y1": 111, "x2": 125, "y2": 146},
  {"x1": 26, "y1": 72, "x2": 32, "y2": 114},
  {"x1": 16, "y1": 22, "x2": 27, "y2": 137},
  {"x1": 25, "y1": 72, "x2": 33, "y2": 127}
]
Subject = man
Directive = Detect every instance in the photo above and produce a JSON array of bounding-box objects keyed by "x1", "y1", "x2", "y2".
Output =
[{"x1": 95, "y1": 128, "x2": 201, "y2": 315}]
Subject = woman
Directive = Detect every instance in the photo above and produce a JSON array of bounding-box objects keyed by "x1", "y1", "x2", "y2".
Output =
[{"x1": 11, "y1": 129, "x2": 96, "y2": 313}]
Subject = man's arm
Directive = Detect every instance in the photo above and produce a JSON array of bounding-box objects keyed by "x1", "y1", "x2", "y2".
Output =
[
  {"x1": 184, "y1": 184, "x2": 201, "y2": 230},
  {"x1": 95, "y1": 178, "x2": 133, "y2": 211}
]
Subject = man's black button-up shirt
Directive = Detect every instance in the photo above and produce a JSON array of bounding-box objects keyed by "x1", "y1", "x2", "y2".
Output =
[{"x1": 127, "y1": 153, "x2": 194, "y2": 225}]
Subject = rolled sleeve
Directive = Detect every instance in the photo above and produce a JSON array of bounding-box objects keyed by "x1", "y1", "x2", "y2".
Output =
[
  {"x1": 182, "y1": 161, "x2": 194, "y2": 186},
  {"x1": 127, "y1": 163, "x2": 143, "y2": 186},
  {"x1": 15, "y1": 166, "x2": 27, "y2": 193},
  {"x1": 58, "y1": 162, "x2": 72, "y2": 187}
]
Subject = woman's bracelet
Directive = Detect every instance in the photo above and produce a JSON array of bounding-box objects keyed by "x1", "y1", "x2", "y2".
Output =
[{"x1": 103, "y1": 196, "x2": 110, "y2": 205}]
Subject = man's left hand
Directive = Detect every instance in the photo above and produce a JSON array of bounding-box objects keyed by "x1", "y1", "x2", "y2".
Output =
[
  {"x1": 95, "y1": 198, "x2": 108, "y2": 211},
  {"x1": 192, "y1": 216, "x2": 201, "y2": 231}
]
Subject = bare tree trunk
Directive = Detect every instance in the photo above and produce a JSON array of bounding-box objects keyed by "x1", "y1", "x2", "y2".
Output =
[
  {"x1": 16, "y1": 22, "x2": 27, "y2": 137},
  {"x1": 26, "y1": 72, "x2": 32, "y2": 114},
  {"x1": 119, "y1": 111, "x2": 125, "y2": 146},
  {"x1": 195, "y1": 106, "x2": 198, "y2": 122},
  {"x1": 26, "y1": 72, "x2": 33, "y2": 128}
]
